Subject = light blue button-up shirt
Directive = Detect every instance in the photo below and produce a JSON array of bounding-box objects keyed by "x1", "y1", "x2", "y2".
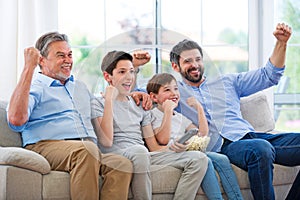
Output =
[
  {"x1": 8, "y1": 73, "x2": 97, "y2": 147},
  {"x1": 175, "y1": 60, "x2": 284, "y2": 152}
]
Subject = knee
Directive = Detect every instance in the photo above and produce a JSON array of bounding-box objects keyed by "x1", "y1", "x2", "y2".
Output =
[
  {"x1": 246, "y1": 140, "x2": 275, "y2": 163},
  {"x1": 187, "y1": 151, "x2": 209, "y2": 166},
  {"x1": 183, "y1": 151, "x2": 208, "y2": 172},
  {"x1": 207, "y1": 152, "x2": 230, "y2": 166},
  {"x1": 72, "y1": 141, "x2": 101, "y2": 169},
  {"x1": 131, "y1": 145, "x2": 149, "y2": 154},
  {"x1": 118, "y1": 156, "x2": 134, "y2": 174},
  {"x1": 127, "y1": 145, "x2": 150, "y2": 171},
  {"x1": 82, "y1": 141, "x2": 101, "y2": 160}
]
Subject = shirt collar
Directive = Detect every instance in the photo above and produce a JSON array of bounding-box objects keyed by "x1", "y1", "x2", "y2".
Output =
[
  {"x1": 180, "y1": 77, "x2": 207, "y2": 89},
  {"x1": 36, "y1": 73, "x2": 74, "y2": 87}
]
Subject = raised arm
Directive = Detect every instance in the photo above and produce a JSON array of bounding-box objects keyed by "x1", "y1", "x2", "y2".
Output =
[
  {"x1": 270, "y1": 23, "x2": 292, "y2": 68},
  {"x1": 132, "y1": 50, "x2": 151, "y2": 69},
  {"x1": 8, "y1": 47, "x2": 40, "y2": 126},
  {"x1": 186, "y1": 97, "x2": 208, "y2": 136},
  {"x1": 153, "y1": 100, "x2": 177, "y2": 145},
  {"x1": 95, "y1": 85, "x2": 118, "y2": 147}
]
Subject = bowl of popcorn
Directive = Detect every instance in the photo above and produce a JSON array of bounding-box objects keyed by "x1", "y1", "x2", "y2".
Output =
[{"x1": 186, "y1": 136, "x2": 210, "y2": 152}]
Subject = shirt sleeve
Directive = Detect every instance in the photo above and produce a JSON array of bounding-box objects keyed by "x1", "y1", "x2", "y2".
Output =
[
  {"x1": 233, "y1": 59, "x2": 284, "y2": 97},
  {"x1": 91, "y1": 96, "x2": 105, "y2": 119},
  {"x1": 141, "y1": 108, "x2": 152, "y2": 127},
  {"x1": 6, "y1": 87, "x2": 40, "y2": 132},
  {"x1": 150, "y1": 108, "x2": 163, "y2": 130}
]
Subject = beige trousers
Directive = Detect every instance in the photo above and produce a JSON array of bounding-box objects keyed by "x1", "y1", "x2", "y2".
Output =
[{"x1": 26, "y1": 140, "x2": 133, "y2": 200}]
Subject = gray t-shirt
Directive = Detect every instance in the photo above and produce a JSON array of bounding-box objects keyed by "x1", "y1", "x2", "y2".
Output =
[
  {"x1": 151, "y1": 107, "x2": 192, "y2": 146},
  {"x1": 91, "y1": 96, "x2": 151, "y2": 153}
]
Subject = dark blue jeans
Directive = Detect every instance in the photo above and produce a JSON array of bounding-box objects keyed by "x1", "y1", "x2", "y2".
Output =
[
  {"x1": 286, "y1": 171, "x2": 300, "y2": 200},
  {"x1": 221, "y1": 132, "x2": 300, "y2": 200}
]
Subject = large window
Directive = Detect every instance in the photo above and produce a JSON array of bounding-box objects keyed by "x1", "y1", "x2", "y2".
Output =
[
  {"x1": 58, "y1": 0, "x2": 300, "y2": 131},
  {"x1": 58, "y1": 0, "x2": 249, "y2": 93},
  {"x1": 274, "y1": 0, "x2": 300, "y2": 131}
]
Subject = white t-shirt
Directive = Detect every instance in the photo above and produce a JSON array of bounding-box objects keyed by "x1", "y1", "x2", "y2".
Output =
[{"x1": 150, "y1": 107, "x2": 192, "y2": 146}]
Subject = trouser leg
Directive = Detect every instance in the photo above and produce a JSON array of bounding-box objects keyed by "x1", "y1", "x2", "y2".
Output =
[
  {"x1": 122, "y1": 145, "x2": 151, "y2": 200},
  {"x1": 206, "y1": 152, "x2": 243, "y2": 200},
  {"x1": 257, "y1": 132, "x2": 300, "y2": 200},
  {"x1": 200, "y1": 157, "x2": 223, "y2": 200},
  {"x1": 150, "y1": 151, "x2": 208, "y2": 200},
  {"x1": 26, "y1": 140, "x2": 101, "y2": 200},
  {"x1": 221, "y1": 135, "x2": 275, "y2": 200},
  {"x1": 100, "y1": 153, "x2": 133, "y2": 200},
  {"x1": 285, "y1": 171, "x2": 300, "y2": 200}
]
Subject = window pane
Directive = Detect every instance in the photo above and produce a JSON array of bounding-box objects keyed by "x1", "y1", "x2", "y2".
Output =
[
  {"x1": 274, "y1": 0, "x2": 300, "y2": 131},
  {"x1": 58, "y1": 0, "x2": 104, "y2": 45},
  {"x1": 58, "y1": 0, "x2": 249, "y2": 93},
  {"x1": 160, "y1": 0, "x2": 248, "y2": 78}
]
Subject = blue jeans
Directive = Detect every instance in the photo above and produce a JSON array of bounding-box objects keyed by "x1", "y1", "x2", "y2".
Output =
[
  {"x1": 201, "y1": 156, "x2": 223, "y2": 199},
  {"x1": 286, "y1": 171, "x2": 300, "y2": 200},
  {"x1": 207, "y1": 152, "x2": 243, "y2": 200},
  {"x1": 221, "y1": 132, "x2": 300, "y2": 200}
]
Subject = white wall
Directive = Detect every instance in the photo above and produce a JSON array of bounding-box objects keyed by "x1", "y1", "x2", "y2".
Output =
[{"x1": 0, "y1": 0, "x2": 58, "y2": 101}]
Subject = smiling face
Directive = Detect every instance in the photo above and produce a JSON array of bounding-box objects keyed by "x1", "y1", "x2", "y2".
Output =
[
  {"x1": 104, "y1": 59, "x2": 135, "y2": 97},
  {"x1": 172, "y1": 48, "x2": 204, "y2": 87},
  {"x1": 40, "y1": 41, "x2": 73, "y2": 84},
  {"x1": 151, "y1": 79, "x2": 180, "y2": 107}
]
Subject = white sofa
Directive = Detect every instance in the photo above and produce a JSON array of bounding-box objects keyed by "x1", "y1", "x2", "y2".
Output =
[{"x1": 0, "y1": 91, "x2": 299, "y2": 200}]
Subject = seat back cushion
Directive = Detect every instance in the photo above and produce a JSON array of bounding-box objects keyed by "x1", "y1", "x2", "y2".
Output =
[
  {"x1": 0, "y1": 101, "x2": 22, "y2": 147},
  {"x1": 240, "y1": 92, "x2": 275, "y2": 132}
]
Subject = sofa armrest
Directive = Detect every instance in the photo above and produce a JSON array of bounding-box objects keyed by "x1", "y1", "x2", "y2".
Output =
[
  {"x1": 240, "y1": 91, "x2": 275, "y2": 132},
  {"x1": 0, "y1": 147, "x2": 51, "y2": 174},
  {"x1": 0, "y1": 165, "x2": 43, "y2": 199}
]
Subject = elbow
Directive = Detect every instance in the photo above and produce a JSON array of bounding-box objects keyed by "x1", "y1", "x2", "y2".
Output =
[
  {"x1": 158, "y1": 138, "x2": 169, "y2": 145},
  {"x1": 99, "y1": 138, "x2": 113, "y2": 148},
  {"x1": 8, "y1": 113, "x2": 27, "y2": 126}
]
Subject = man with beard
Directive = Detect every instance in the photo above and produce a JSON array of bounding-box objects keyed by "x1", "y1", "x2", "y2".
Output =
[{"x1": 169, "y1": 23, "x2": 300, "y2": 199}]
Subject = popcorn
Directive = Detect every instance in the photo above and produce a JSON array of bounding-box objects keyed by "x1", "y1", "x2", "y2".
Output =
[{"x1": 186, "y1": 136, "x2": 210, "y2": 152}]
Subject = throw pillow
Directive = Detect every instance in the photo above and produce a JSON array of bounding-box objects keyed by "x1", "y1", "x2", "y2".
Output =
[{"x1": 0, "y1": 147, "x2": 51, "y2": 174}]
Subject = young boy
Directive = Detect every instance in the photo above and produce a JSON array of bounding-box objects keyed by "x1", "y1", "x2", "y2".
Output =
[
  {"x1": 91, "y1": 50, "x2": 208, "y2": 200},
  {"x1": 147, "y1": 73, "x2": 209, "y2": 145},
  {"x1": 147, "y1": 73, "x2": 225, "y2": 199}
]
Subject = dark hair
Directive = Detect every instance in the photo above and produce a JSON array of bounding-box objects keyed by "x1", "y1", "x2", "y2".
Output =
[
  {"x1": 169, "y1": 39, "x2": 203, "y2": 65},
  {"x1": 101, "y1": 51, "x2": 133, "y2": 75},
  {"x1": 146, "y1": 73, "x2": 177, "y2": 94},
  {"x1": 35, "y1": 32, "x2": 69, "y2": 57}
]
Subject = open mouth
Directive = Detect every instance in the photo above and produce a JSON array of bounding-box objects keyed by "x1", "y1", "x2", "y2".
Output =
[
  {"x1": 61, "y1": 64, "x2": 72, "y2": 71},
  {"x1": 188, "y1": 67, "x2": 200, "y2": 76},
  {"x1": 170, "y1": 97, "x2": 179, "y2": 102},
  {"x1": 122, "y1": 83, "x2": 132, "y2": 91}
]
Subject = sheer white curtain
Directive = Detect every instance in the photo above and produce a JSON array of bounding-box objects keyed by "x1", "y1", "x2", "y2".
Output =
[{"x1": 0, "y1": 0, "x2": 58, "y2": 101}]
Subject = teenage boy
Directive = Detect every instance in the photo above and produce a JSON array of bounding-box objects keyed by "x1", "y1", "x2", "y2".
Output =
[{"x1": 91, "y1": 50, "x2": 208, "y2": 200}]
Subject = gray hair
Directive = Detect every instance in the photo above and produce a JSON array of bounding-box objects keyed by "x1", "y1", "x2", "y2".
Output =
[{"x1": 35, "y1": 32, "x2": 69, "y2": 57}]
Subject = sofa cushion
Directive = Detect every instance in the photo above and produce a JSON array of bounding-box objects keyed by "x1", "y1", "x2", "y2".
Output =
[
  {"x1": 0, "y1": 147, "x2": 51, "y2": 174},
  {"x1": 42, "y1": 171, "x2": 70, "y2": 200},
  {"x1": 0, "y1": 100, "x2": 22, "y2": 147},
  {"x1": 240, "y1": 92, "x2": 275, "y2": 132},
  {"x1": 0, "y1": 165, "x2": 43, "y2": 200}
]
